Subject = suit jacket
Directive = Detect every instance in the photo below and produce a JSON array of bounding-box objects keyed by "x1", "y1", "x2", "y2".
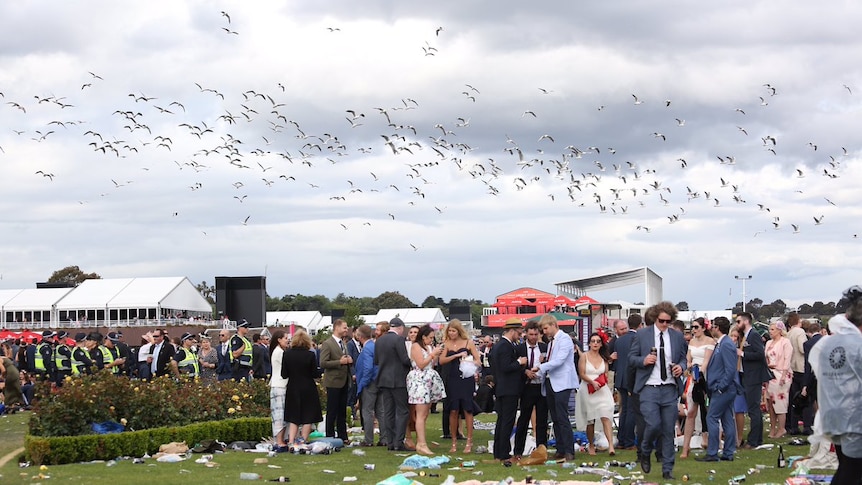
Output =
[
  {"x1": 374, "y1": 330, "x2": 410, "y2": 388},
  {"x1": 611, "y1": 330, "x2": 636, "y2": 391},
  {"x1": 516, "y1": 341, "x2": 547, "y2": 385},
  {"x1": 538, "y1": 330, "x2": 579, "y2": 393},
  {"x1": 802, "y1": 333, "x2": 822, "y2": 387},
  {"x1": 153, "y1": 342, "x2": 176, "y2": 378},
  {"x1": 490, "y1": 336, "x2": 525, "y2": 397},
  {"x1": 706, "y1": 334, "x2": 742, "y2": 395},
  {"x1": 630, "y1": 325, "x2": 687, "y2": 395},
  {"x1": 741, "y1": 328, "x2": 773, "y2": 385},
  {"x1": 252, "y1": 344, "x2": 270, "y2": 379},
  {"x1": 320, "y1": 336, "x2": 349, "y2": 388},
  {"x1": 355, "y1": 339, "x2": 378, "y2": 395},
  {"x1": 347, "y1": 338, "x2": 361, "y2": 376},
  {"x1": 215, "y1": 342, "x2": 233, "y2": 378}
]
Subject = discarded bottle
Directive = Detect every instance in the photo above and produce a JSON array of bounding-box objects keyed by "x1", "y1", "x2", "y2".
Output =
[
  {"x1": 269, "y1": 477, "x2": 290, "y2": 482},
  {"x1": 240, "y1": 472, "x2": 262, "y2": 480},
  {"x1": 777, "y1": 445, "x2": 786, "y2": 468}
]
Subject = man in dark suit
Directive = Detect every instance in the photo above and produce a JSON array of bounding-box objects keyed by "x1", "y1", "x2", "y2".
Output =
[
  {"x1": 512, "y1": 320, "x2": 548, "y2": 460},
  {"x1": 374, "y1": 317, "x2": 412, "y2": 451},
  {"x1": 610, "y1": 314, "x2": 639, "y2": 450},
  {"x1": 215, "y1": 329, "x2": 234, "y2": 381},
  {"x1": 630, "y1": 301, "x2": 687, "y2": 480},
  {"x1": 736, "y1": 312, "x2": 773, "y2": 448},
  {"x1": 321, "y1": 318, "x2": 353, "y2": 443},
  {"x1": 251, "y1": 333, "x2": 271, "y2": 380},
  {"x1": 697, "y1": 316, "x2": 742, "y2": 462},
  {"x1": 149, "y1": 328, "x2": 175, "y2": 378},
  {"x1": 490, "y1": 318, "x2": 527, "y2": 463},
  {"x1": 801, "y1": 321, "x2": 824, "y2": 418}
]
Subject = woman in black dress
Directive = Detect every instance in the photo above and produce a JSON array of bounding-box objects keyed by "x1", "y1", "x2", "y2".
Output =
[
  {"x1": 281, "y1": 330, "x2": 323, "y2": 449},
  {"x1": 438, "y1": 319, "x2": 482, "y2": 454}
]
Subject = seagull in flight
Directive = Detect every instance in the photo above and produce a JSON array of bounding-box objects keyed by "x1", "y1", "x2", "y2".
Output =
[{"x1": 632, "y1": 94, "x2": 643, "y2": 105}]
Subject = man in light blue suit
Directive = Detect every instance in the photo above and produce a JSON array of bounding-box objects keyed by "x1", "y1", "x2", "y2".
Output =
[
  {"x1": 630, "y1": 302, "x2": 687, "y2": 480},
  {"x1": 697, "y1": 316, "x2": 741, "y2": 462},
  {"x1": 535, "y1": 315, "x2": 580, "y2": 461}
]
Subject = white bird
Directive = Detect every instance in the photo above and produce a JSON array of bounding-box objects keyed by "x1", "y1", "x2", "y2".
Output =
[
  {"x1": 675, "y1": 118, "x2": 685, "y2": 126},
  {"x1": 814, "y1": 215, "x2": 824, "y2": 225},
  {"x1": 632, "y1": 94, "x2": 643, "y2": 105}
]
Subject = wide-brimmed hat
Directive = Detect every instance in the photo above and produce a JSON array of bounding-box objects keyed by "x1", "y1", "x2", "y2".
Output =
[{"x1": 503, "y1": 317, "x2": 523, "y2": 329}]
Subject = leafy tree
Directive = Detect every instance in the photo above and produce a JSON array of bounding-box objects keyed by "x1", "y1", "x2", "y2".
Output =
[
  {"x1": 47, "y1": 266, "x2": 101, "y2": 285},
  {"x1": 676, "y1": 301, "x2": 690, "y2": 311},
  {"x1": 422, "y1": 295, "x2": 445, "y2": 308},
  {"x1": 371, "y1": 291, "x2": 415, "y2": 310},
  {"x1": 797, "y1": 303, "x2": 814, "y2": 314},
  {"x1": 196, "y1": 280, "x2": 215, "y2": 304}
]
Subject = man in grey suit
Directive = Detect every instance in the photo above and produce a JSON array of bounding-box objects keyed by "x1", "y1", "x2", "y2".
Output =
[
  {"x1": 610, "y1": 314, "x2": 639, "y2": 449},
  {"x1": 736, "y1": 311, "x2": 773, "y2": 448},
  {"x1": 630, "y1": 302, "x2": 688, "y2": 480},
  {"x1": 374, "y1": 317, "x2": 413, "y2": 451}
]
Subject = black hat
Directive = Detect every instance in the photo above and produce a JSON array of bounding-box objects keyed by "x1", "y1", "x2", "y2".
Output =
[
  {"x1": 107, "y1": 332, "x2": 121, "y2": 342},
  {"x1": 56, "y1": 331, "x2": 69, "y2": 339},
  {"x1": 42, "y1": 330, "x2": 55, "y2": 338},
  {"x1": 74, "y1": 332, "x2": 87, "y2": 342},
  {"x1": 389, "y1": 317, "x2": 404, "y2": 327},
  {"x1": 237, "y1": 319, "x2": 250, "y2": 328},
  {"x1": 180, "y1": 332, "x2": 196, "y2": 342}
]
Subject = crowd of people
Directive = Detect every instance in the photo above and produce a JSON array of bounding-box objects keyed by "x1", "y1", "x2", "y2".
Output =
[{"x1": 1, "y1": 289, "x2": 860, "y2": 484}]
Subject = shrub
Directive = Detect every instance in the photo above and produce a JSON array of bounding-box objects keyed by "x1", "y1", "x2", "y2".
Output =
[
  {"x1": 29, "y1": 372, "x2": 270, "y2": 437},
  {"x1": 25, "y1": 417, "x2": 270, "y2": 465}
]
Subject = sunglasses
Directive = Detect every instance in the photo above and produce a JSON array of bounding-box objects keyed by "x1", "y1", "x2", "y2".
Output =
[
  {"x1": 657, "y1": 318, "x2": 673, "y2": 324},
  {"x1": 691, "y1": 325, "x2": 701, "y2": 329},
  {"x1": 589, "y1": 339, "x2": 602, "y2": 344}
]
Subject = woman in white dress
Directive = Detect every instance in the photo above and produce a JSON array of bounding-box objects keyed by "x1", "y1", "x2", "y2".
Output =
[
  {"x1": 576, "y1": 332, "x2": 616, "y2": 455},
  {"x1": 268, "y1": 330, "x2": 290, "y2": 451},
  {"x1": 680, "y1": 318, "x2": 715, "y2": 458}
]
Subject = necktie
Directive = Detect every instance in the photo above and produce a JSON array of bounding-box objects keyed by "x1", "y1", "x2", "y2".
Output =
[
  {"x1": 529, "y1": 346, "x2": 535, "y2": 369},
  {"x1": 659, "y1": 331, "x2": 668, "y2": 381},
  {"x1": 547, "y1": 338, "x2": 554, "y2": 360},
  {"x1": 338, "y1": 340, "x2": 344, "y2": 354}
]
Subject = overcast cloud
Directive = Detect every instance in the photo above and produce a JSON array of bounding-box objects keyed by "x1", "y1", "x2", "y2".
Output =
[{"x1": 1, "y1": 1, "x2": 861, "y2": 311}]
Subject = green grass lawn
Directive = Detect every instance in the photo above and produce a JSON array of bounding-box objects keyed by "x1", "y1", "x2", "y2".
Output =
[{"x1": 0, "y1": 411, "x2": 827, "y2": 485}]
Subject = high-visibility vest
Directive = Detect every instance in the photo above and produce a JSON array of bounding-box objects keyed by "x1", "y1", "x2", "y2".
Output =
[
  {"x1": 230, "y1": 335, "x2": 253, "y2": 367},
  {"x1": 54, "y1": 344, "x2": 72, "y2": 372},
  {"x1": 34, "y1": 343, "x2": 49, "y2": 371},
  {"x1": 99, "y1": 345, "x2": 118, "y2": 374},
  {"x1": 177, "y1": 348, "x2": 200, "y2": 377},
  {"x1": 71, "y1": 347, "x2": 88, "y2": 376}
]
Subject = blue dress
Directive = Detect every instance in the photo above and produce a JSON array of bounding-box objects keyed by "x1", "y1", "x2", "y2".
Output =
[{"x1": 444, "y1": 348, "x2": 476, "y2": 413}]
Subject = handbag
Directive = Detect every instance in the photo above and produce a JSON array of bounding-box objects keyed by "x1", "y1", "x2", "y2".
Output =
[{"x1": 587, "y1": 373, "x2": 608, "y2": 394}]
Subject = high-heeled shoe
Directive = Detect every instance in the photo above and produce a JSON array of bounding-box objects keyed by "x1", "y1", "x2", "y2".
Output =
[
  {"x1": 449, "y1": 442, "x2": 458, "y2": 453},
  {"x1": 404, "y1": 438, "x2": 416, "y2": 449},
  {"x1": 416, "y1": 443, "x2": 434, "y2": 456},
  {"x1": 464, "y1": 439, "x2": 473, "y2": 454}
]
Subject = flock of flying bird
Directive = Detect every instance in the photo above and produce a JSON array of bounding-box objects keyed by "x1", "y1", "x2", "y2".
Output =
[{"x1": 1, "y1": 9, "x2": 859, "y2": 251}]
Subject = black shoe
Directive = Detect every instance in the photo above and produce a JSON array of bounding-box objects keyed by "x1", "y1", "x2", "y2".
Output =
[
  {"x1": 641, "y1": 456, "x2": 651, "y2": 474},
  {"x1": 720, "y1": 455, "x2": 734, "y2": 461},
  {"x1": 441, "y1": 435, "x2": 451, "y2": 440},
  {"x1": 695, "y1": 455, "x2": 720, "y2": 462},
  {"x1": 801, "y1": 429, "x2": 813, "y2": 436},
  {"x1": 789, "y1": 429, "x2": 802, "y2": 436},
  {"x1": 663, "y1": 472, "x2": 675, "y2": 480},
  {"x1": 376, "y1": 441, "x2": 387, "y2": 447},
  {"x1": 391, "y1": 445, "x2": 415, "y2": 452}
]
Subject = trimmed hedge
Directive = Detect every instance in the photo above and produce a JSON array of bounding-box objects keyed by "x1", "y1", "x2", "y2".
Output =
[{"x1": 25, "y1": 417, "x2": 270, "y2": 465}]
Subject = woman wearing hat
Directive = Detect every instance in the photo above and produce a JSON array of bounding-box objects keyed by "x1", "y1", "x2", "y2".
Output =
[{"x1": 765, "y1": 321, "x2": 792, "y2": 439}]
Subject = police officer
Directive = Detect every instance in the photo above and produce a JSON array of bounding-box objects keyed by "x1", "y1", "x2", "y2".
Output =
[
  {"x1": 104, "y1": 333, "x2": 127, "y2": 375},
  {"x1": 30, "y1": 331, "x2": 56, "y2": 381},
  {"x1": 53, "y1": 331, "x2": 74, "y2": 385},
  {"x1": 230, "y1": 320, "x2": 254, "y2": 381},
  {"x1": 71, "y1": 332, "x2": 94, "y2": 376},
  {"x1": 87, "y1": 332, "x2": 113, "y2": 372},
  {"x1": 171, "y1": 332, "x2": 200, "y2": 379}
]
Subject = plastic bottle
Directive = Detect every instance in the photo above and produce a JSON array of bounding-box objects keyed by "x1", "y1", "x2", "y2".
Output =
[{"x1": 240, "y1": 472, "x2": 262, "y2": 480}]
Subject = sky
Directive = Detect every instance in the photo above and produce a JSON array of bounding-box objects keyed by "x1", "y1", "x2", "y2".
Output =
[{"x1": 1, "y1": 1, "x2": 861, "y2": 312}]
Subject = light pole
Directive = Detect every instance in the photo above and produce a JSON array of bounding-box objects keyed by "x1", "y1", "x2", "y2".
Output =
[{"x1": 735, "y1": 275, "x2": 753, "y2": 312}]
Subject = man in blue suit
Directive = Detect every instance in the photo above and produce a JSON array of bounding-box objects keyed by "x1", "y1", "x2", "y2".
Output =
[
  {"x1": 490, "y1": 318, "x2": 527, "y2": 463},
  {"x1": 630, "y1": 302, "x2": 687, "y2": 480},
  {"x1": 697, "y1": 316, "x2": 742, "y2": 462},
  {"x1": 610, "y1": 314, "x2": 639, "y2": 449},
  {"x1": 536, "y1": 314, "x2": 579, "y2": 461}
]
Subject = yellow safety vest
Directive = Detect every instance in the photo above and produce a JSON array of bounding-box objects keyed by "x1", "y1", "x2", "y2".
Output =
[
  {"x1": 177, "y1": 348, "x2": 200, "y2": 377},
  {"x1": 34, "y1": 343, "x2": 49, "y2": 371},
  {"x1": 54, "y1": 344, "x2": 72, "y2": 372},
  {"x1": 230, "y1": 335, "x2": 253, "y2": 367},
  {"x1": 71, "y1": 347, "x2": 88, "y2": 376},
  {"x1": 99, "y1": 345, "x2": 118, "y2": 374}
]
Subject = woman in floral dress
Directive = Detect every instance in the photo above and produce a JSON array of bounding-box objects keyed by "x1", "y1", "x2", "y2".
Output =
[{"x1": 406, "y1": 325, "x2": 445, "y2": 455}]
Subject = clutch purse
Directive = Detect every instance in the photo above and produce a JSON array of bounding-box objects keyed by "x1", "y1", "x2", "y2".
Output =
[{"x1": 587, "y1": 373, "x2": 608, "y2": 394}]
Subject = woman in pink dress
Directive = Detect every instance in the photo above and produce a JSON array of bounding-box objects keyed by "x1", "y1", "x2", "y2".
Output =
[{"x1": 765, "y1": 321, "x2": 793, "y2": 438}]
